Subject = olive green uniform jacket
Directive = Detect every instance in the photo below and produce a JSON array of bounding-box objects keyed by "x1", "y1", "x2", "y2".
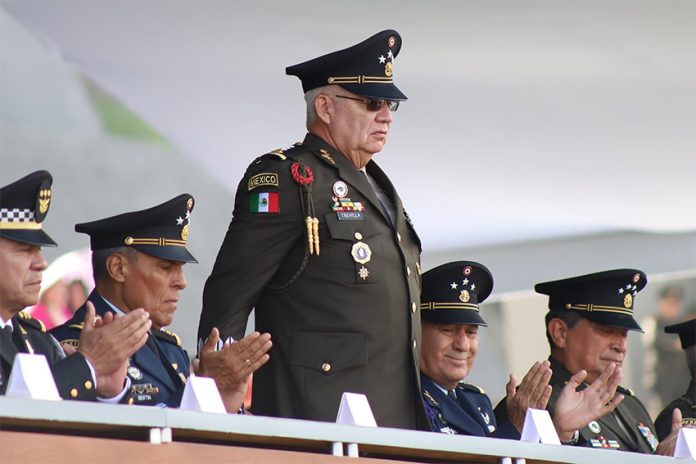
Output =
[
  {"x1": 547, "y1": 357, "x2": 658, "y2": 454},
  {"x1": 655, "y1": 380, "x2": 695, "y2": 441},
  {"x1": 198, "y1": 133, "x2": 427, "y2": 430}
]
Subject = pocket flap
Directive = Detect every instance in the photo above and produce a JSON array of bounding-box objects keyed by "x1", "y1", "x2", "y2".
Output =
[{"x1": 291, "y1": 331, "x2": 369, "y2": 373}]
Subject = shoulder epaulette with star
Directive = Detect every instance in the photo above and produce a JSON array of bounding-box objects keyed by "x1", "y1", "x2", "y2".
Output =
[
  {"x1": 459, "y1": 382, "x2": 486, "y2": 395},
  {"x1": 154, "y1": 329, "x2": 182, "y2": 346},
  {"x1": 16, "y1": 311, "x2": 46, "y2": 332},
  {"x1": 422, "y1": 389, "x2": 439, "y2": 407},
  {"x1": 617, "y1": 385, "x2": 635, "y2": 396}
]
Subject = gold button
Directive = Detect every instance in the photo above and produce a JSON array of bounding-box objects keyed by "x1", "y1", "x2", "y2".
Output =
[
  {"x1": 70, "y1": 388, "x2": 78, "y2": 398},
  {"x1": 354, "y1": 232, "x2": 363, "y2": 240},
  {"x1": 411, "y1": 302, "x2": 417, "y2": 313},
  {"x1": 396, "y1": 232, "x2": 402, "y2": 242},
  {"x1": 321, "y1": 363, "x2": 332, "y2": 372},
  {"x1": 128, "y1": 397, "x2": 134, "y2": 405},
  {"x1": 406, "y1": 266, "x2": 411, "y2": 277},
  {"x1": 124, "y1": 236, "x2": 134, "y2": 245},
  {"x1": 412, "y1": 339, "x2": 417, "y2": 350},
  {"x1": 84, "y1": 380, "x2": 93, "y2": 390}
]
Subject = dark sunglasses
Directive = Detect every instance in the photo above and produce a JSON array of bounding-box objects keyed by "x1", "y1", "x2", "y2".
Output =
[{"x1": 334, "y1": 95, "x2": 400, "y2": 112}]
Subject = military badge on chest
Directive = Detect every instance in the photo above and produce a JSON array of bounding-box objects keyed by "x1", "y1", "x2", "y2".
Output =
[
  {"x1": 637, "y1": 422, "x2": 658, "y2": 452},
  {"x1": 331, "y1": 181, "x2": 365, "y2": 221}
]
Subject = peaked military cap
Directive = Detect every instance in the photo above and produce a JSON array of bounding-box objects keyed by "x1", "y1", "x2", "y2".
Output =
[
  {"x1": 536, "y1": 269, "x2": 646, "y2": 332},
  {"x1": 420, "y1": 261, "x2": 494, "y2": 326},
  {"x1": 76, "y1": 194, "x2": 197, "y2": 263},
  {"x1": 665, "y1": 318, "x2": 695, "y2": 350},
  {"x1": 286, "y1": 29, "x2": 407, "y2": 101},
  {"x1": 0, "y1": 170, "x2": 57, "y2": 246}
]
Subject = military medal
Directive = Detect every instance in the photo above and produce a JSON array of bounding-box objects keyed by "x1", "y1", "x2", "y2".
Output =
[
  {"x1": 358, "y1": 266, "x2": 370, "y2": 280},
  {"x1": 351, "y1": 242, "x2": 371, "y2": 264},
  {"x1": 588, "y1": 420, "x2": 601, "y2": 434},
  {"x1": 332, "y1": 181, "x2": 348, "y2": 198},
  {"x1": 128, "y1": 366, "x2": 143, "y2": 380}
]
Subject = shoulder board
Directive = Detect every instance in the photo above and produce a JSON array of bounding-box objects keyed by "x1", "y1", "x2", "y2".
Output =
[
  {"x1": 154, "y1": 329, "x2": 182, "y2": 346},
  {"x1": 459, "y1": 382, "x2": 485, "y2": 395},
  {"x1": 422, "y1": 389, "x2": 439, "y2": 407},
  {"x1": 262, "y1": 142, "x2": 305, "y2": 161},
  {"x1": 17, "y1": 311, "x2": 46, "y2": 332},
  {"x1": 69, "y1": 323, "x2": 85, "y2": 331},
  {"x1": 617, "y1": 385, "x2": 635, "y2": 396}
]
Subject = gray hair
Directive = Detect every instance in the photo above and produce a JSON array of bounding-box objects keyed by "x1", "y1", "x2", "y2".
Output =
[
  {"x1": 91, "y1": 246, "x2": 137, "y2": 282},
  {"x1": 545, "y1": 310, "x2": 584, "y2": 351},
  {"x1": 304, "y1": 85, "x2": 332, "y2": 129}
]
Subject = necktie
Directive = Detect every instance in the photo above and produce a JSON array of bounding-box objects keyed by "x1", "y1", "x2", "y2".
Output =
[
  {"x1": 448, "y1": 389, "x2": 458, "y2": 402},
  {"x1": 362, "y1": 171, "x2": 396, "y2": 227},
  {"x1": 3, "y1": 325, "x2": 11, "y2": 336}
]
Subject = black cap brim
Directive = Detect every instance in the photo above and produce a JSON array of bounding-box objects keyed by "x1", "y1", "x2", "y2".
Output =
[
  {"x1": 0, "y1": 229, "x2": 57, "y2": 247},
  {"x1": 422, "y1": 309, "x2": 488, "y2": 326},
  {"x1": 134, "y1": 244, "x2": 197, "y2": 264},
  {"x1": 339, "y1": 83, "x2": 407, "y2": 101},
  {"x1": 578, "y1": 311, "x2": 643, "y2": 333}
]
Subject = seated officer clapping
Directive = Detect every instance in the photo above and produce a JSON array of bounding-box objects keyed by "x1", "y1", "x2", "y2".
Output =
[
  {"x1": 51, "y1": 194, "x2": 271, "y2": 411},
  {"x1": 0, "y1": 171, "x2": 150, "y2": 400},
  {"x1": 420, "y1": 261, "x2": 624, "y2": 442}
]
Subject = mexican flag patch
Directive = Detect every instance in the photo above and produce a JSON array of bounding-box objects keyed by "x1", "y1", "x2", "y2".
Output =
[{"x1": 249, "y1": 191, "x2": 279, "y2": 213}]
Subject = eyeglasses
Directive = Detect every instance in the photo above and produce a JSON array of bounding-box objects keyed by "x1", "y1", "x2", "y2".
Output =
[{"x1": 334, "y1": 95, "x2": 400, "y2": 112}]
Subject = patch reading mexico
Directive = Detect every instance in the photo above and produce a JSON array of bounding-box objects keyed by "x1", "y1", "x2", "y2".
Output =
[
  {"x1": 249, "y1": 192, "x2": 279, "y2": 213},
  {"x1": 248, "y1": 173, "x2": 279, "y2": 191}
]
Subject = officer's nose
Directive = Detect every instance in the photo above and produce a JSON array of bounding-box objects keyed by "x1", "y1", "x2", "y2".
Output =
[
  {"x1": 452, "y1": 328, "x2": 470, "y2": 352},
  {"x1": 612, "y1": 329, "x2": 629, "y2": 353},
  {"x1": 173, "y1": 265, "x2": 187, "y2": 290}
]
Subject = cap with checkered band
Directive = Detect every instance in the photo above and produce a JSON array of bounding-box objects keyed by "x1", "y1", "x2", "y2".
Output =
[{"x1": 0, "y1": 170, "x2": 57, "y2": 246}]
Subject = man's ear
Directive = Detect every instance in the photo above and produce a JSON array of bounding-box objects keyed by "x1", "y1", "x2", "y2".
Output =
[
  {"x1": 105, "y1": 253, "x2": 128, "y2": 284},
  {"x1": 548, "y1": 318, "x2": 568, "y2": 349},
  {"x1": 315, "y1": 94, "x2": 333, "y2": 125}
]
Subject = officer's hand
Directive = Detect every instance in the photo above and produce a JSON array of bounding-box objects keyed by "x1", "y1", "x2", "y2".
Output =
[
  {"x1": 552, "y1": 363, "x2": 624, "y2": 442},
  {"x1": 78, "y1": 301, "x2": 151, "y2": 378},
  {"x1": 196, "y1": 327, "x2": 272, "y2": 413},
  {"x1": 505, "y1": 360, "x2": 553, "y2": 433},
  {"x1": 656, "y1": 408, "x2": 682, "y2": 456}
]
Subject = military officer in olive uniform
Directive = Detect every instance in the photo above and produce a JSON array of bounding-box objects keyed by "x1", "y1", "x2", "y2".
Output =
[
  {"x1": 655, "y1": 318, "x2": 695, "y2": 441},
  {"x1": 0, "y1": 171, "x2": 150, "y2": 400},
  {"x1": 529, "y1": 269, "x2": 679, "y2": 455},
  {"x1": 198, "y1": 30, "x2": 427, "y2": 429}
]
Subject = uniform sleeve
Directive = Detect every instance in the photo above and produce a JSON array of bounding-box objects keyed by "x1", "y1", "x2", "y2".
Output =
[
  {"x1": 51, "y1": 352, "x2": 98, "y2": 401},
  {"x1": 198, "y1": 156, "x2": 304, "y2": 341}
]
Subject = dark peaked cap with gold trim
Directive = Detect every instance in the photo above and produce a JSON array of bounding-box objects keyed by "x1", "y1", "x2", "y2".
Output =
[
  {"x1": 536, "y1": 269, "x2": 646, "y2": 332},
  {"x1": 0, "y1": 170, "x2": 57, "y2": 246},
  {"x1": 76, "y1": 194, "x2": 197, "y2": 263},
  {"x1": 420, "y1": 261, "x2": 494, "y2": 326},
  {"x1": 286, "y1": 29, "x2": 407, "y2": 101}
]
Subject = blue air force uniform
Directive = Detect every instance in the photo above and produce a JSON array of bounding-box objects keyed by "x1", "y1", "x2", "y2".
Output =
[
  {"x1": 51, "y1": 193, "x2": 198, "y2": 407},
  {"x1": 52, "y1": 291, "x2": 190, "y2": 407},
  {"x1": 419, "y1": 261, "x2": 519, "y2": 439},
  {"x1": 421, "y1": 374, "x2": 519, "y2": 438}
]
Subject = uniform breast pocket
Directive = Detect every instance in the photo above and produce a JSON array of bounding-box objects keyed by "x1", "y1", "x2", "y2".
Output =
[
  {"x1": 291, "y1": 331, "x2": 370, "y2": 417},
  {"x1": 322, "y1": 212, "x2": 386, "y2": 284}
]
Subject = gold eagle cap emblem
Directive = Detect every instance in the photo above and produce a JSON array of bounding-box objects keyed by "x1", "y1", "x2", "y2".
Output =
[
  {"x1": 181, "y1": 224, "x2": 189, "y2": 241},
  {"x1": 39, "y1": 188, "x2": 51, "y2": 214},
  {"x1": 459, "y1": 290, "x2": 470, "y2": 303},
  {"x1": 624, "y1": 293, "x2": 633, "y2": 308},
  {"x1": 385, "y1": 62, "x2": 393, "y2": 77}
]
